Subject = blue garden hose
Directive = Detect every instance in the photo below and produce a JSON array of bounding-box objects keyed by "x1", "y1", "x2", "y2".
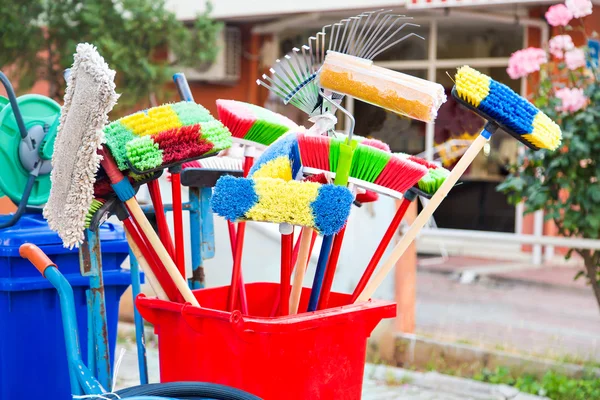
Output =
[{"x1": 117, "y1": 382, "x2": 262, "y2": 400}]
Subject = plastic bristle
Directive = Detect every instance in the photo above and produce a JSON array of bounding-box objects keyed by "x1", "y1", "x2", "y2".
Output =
[
  {"x1": 84, "y1": 198, "x2": 106, "y2": 228},
  {"x1": 199, "y1": 156, "x2": 243, "y2": 171},
  {"x1": 360, "y1": 138, "x2": 391, "y2": 152},
  {"x1": 126, "y1": 136, "x2": 163, "y2": 171},
  {"x1": 298, "y1": 134, "x2": 331, "y2": 171},
  {"x1": 216, "y1": 99, "x2": 256, "y2": 138},
  {"x1": 418, "y1": 167, "x2": 450, "y2": 194},
  {"x1": 104, "y1": 122, "x2": 136, "y2": 170},
  {"x1": 199, "y1": 120, "x2": 233, "y2": 152},
  {"x1": 408, "y1": 155, "x2": 438, "y2": 170},
  {"x1": 350, "y1": 145, "x2": 391, "y2": 183},
  {"x1": 304, "y1": 173, "x2": 329, "y2": 184},
  {"x1": 455, "y1": 66, "x2": 561, "y2": 151},
  {"x1": 93, "y1": 179, "x2": 113, "y2": 197},
  {"x1": 374, "y1": 155, "x2": 428, "y2": 194},
  {"x1": 182, "y1": 161, "x2": 202, "y2": 169},
  {"x1": 171, "y1": 101, "x2": 213, "y2": 124},
  {"x1": 154, "y1": 125, "x2": 214, "y2": 165}
]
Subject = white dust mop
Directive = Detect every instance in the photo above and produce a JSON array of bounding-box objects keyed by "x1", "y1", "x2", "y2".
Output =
[{"x1": 43, "y1": 43, "x2": 119, "y2": 248}]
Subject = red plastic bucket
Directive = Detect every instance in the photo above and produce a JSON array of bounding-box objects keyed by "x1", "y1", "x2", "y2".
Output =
[{"x1": 136, "y1": 282, "x2": 395, "y2": 400}]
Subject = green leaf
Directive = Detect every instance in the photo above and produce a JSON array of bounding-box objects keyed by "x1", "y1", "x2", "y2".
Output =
[{"x1": 574, "y1": 270, "x2": 585, "y2": 281}]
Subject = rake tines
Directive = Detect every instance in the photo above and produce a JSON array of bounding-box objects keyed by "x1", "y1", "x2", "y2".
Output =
[{"x1": 257, "y1": 10, "x2": 423, "y2": 116}]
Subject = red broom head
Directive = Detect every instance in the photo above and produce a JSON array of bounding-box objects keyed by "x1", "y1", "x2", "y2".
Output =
[
  {"x1": 375, "y1": 155, "x2": 428, "y2": 194},
  {"x1": 182, "y1": 160, "x2": 202, "y2": 169},
  {"x1": 93, "y1": 177, "x2": 113, "y2": 197},
  {"x1": 356, "y1": 190, "x2": 379, "y2": 203},
  {"x1": 216, "y1": 99, "x2": 256, "y2": 139},
  {"x1": 154, "y1": 124, "x2": 214, "y2": 165},
  {"x1": 303, "y1": 172, "x2": 329, "y2": 184},
  {"x1": 298, "y1": 134, "x2": 331, "y2": 172},
  {"x1": 361, "y1": 138, "x2": 391, "y2": 153},
  {"x1": 408, "y1": 155, "x2": 438, "y2": 170}
]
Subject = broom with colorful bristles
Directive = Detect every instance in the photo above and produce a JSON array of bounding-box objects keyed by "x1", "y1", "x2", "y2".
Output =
[
  {"x1": 216, "y1": 99, "x2": 299, "y2": 313},
  {"x1": 348, "y1": 156, "x2": 449, "y2": 304},
  {"x1": 107, "y1": 99, "x2": 232, "y2": 281},
  {"x1": 211, "y1": 132, "x2": 354, "y2": 314},
  {"x1": 354, "y1": 66, "x2": 561, "y2": 302}
]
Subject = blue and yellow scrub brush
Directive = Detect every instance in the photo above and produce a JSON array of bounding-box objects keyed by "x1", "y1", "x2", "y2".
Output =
[
  {"x1": 354, "y1": 66, "x2": 561, "y2": 302},
  {"x1": 211, "y1": 132, "x2": 354, "y2": 314}
]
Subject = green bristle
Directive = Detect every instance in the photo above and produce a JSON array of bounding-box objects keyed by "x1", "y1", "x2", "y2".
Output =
[
  {"x1": 199, "y1": 120, "x2": 233, "y2": 152},
  {"x1": 244, "y1": 120, "x2": 289, "y2": 146},
  {"x1": 171, "y1": 101, "x2": 213, "y2": 125},
  {"x1": 329, "y1": 138, "x2": 342, "y2": 172},
  {"x1": 244, "y1": 104, "x2": 293, "y2": 145},
  {"x1": 350, "y1": 145, "x2": 391, "y2": 182},
  {"x1": 125, "y1": 136, "x2": 163, "y2": 171},
  {"x1": 129, "y1": 172, "x2": 155, "y2": 182},
  {"x1": 104, "y1": 121, "x2": 136, "y2": 170},
  {"x1": 84, "y1": 199, "x2": 105, "y2": 228},
  {"x1": 418, "y1": 167, "x2": 450, "y2": 194}
]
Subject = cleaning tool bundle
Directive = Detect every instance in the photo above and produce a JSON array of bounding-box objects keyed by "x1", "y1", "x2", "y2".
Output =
[
  {"x1": 44, "y1": 43, "x2": 201, "y2": 307},
  {"x1": 354, "y1": 66, "x2": 561, "y2": 302},
  {"x1": 349, "y1": 159, "x2": 449, "y2": 303},
  {"x1": 257, "y1": 10, "x2": 422, "y2": 115},
  {"x1": 212, "y1": 132, "x2": 354, "y2": 313},
  {"x1": 318, "y1": 52, "x2": 446, "y2": 122},
  {"x1": 216, "y1": 99, "x2": 298, "y2": 313}
]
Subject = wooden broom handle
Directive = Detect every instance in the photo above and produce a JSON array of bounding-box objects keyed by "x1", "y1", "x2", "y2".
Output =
[
  {"x1": 126, "y1": 198, "x2": 200, "y2": 307},
  {"x1": 290, "y1": 227, "x2": 314, "y2": 314},
  {"x1": 355, "y1": 134, "x2": 489, "y2": 302},
  {"x1": 125, "y1": 229, "x2": 169, "y2": 301}
]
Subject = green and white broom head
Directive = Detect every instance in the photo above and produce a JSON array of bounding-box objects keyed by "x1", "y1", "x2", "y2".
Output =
[
  {"x1": 104, "y1": 101, "x2": 233, "y2": 173},
  {"x1": 396, "y1": 153, "x2": 450, "y2": 195},
  {"x1": 216, "y1": 99, "x2": 299, "y2": 148},
  {"x1": 211, "y1": 132, "x2": 353, "y2": 236},
  {"x1": 44, "y1": 43, "x2": 119, "y2": 249}
]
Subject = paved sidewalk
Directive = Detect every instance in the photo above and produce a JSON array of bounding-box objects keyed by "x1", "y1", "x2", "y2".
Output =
[{"x1": 114, "y1": 330, "x2": 545, "y2": 400}]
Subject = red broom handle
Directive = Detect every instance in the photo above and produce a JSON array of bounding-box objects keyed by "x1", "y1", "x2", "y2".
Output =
[
  {"x1": 124, "y1": 218, "x2": 182, "y2": 303},
  {"x1": 147, "y1": 180, "x2": 175, "y2": 259},
  {"x1": 229, "y1": 148, "x2": 254, "y2": 312},
  {"x1": 349, "y1": 194, "x2": 414, "y2": 303},
  {"x1": 317, "y1": 225, "x2": 347, "y2": 310},
  {"x1": 269, "y1": 230, "x2": 302, "y2": 317},
  {"x1": 171, "y1": 172, "x2": 186, "y2": 279},
  {"x1": 228, "y1": 221, "x2": 246, "y2": 311},
  {"x1": 227, "y1": 222, "x2": 248, "y2": 314},
  {"x1": 279, "y1": 224, "x2": 294, "y2": 316}
]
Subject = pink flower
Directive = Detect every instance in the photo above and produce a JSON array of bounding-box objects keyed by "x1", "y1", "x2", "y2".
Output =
[
  {"x1": 565, "y1": 48, "x2": 586, "y2": 70},
  {"x1": 566, "y1": 0, "x2": 593, "y2": 18},
  {"x1": 507, "y1": 48, "x2": 548, "y2": 79},
  {"x1": 545, "y1": 4, "x2": 573, "y2": 26},
  {"x1": 555, "y1": 87, "x2": 588, "y2": 112},
  {"x1": 549, "y1": 35, "x2": 575, "y2": 59}
]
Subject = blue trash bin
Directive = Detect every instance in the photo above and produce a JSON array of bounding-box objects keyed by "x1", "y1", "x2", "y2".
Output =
[{"x1": 0, "y1": 213, "x2": 131, "y2": 400}]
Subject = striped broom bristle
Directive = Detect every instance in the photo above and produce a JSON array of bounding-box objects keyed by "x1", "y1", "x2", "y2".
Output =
[
  {"x1": 182, "y1": 161, "x2": 202, "y2": 169},
  {"x1": 216, "y1": 99, "x2": 256, "y2": 139},
  {"x1": 360, "y1": 138, "x2": 391, "y2": 153},
  {"x1": 297, "y1": 134, "x2": 332, "y2": 172},
  {"x1": 375, "y1": 155, "x2": 428, "y2": 194},
  {"x1": 154, "y1": 124, "x2": 214, "y2": 165},
  {"x1": 216, "y1": 99, "x2": 298, "y2": 146}
]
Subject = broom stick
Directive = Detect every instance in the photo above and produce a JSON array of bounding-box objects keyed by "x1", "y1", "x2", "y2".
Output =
[
  {"x1": 355, "y1": 134, "x2": 489, "y2": 302},
  {"x1": 289, "y1": 227, "x2": 316, "y2": 314},
  {"x1": 125, "y1": 229, "x2": 169, "y2": 301},
  {"x1": 101, "y1": 147, "x2": 200, "y2": 307}
]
